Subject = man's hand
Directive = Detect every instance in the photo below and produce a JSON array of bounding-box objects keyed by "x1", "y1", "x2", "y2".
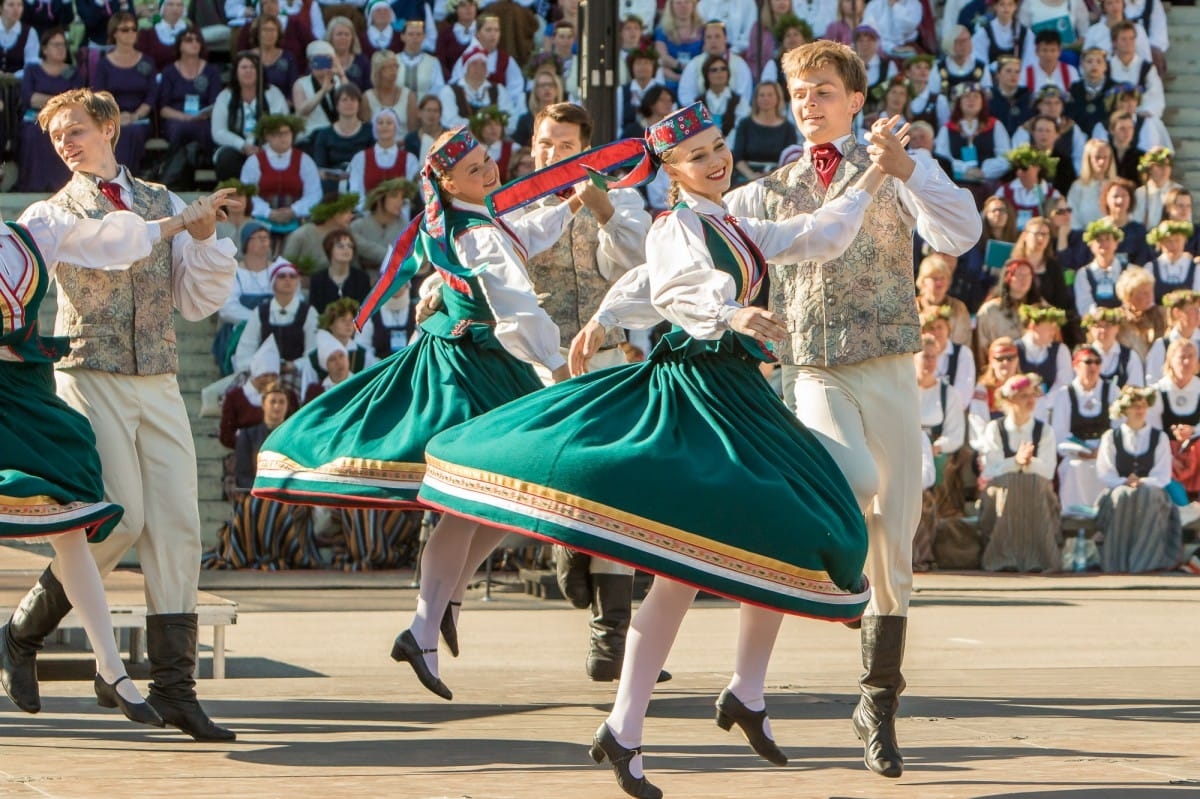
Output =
[
  {"x1": 569, "y1": 319, "x2": 607, "y2": 376},
  {"x1": 619, "y1": 341, "x2": 644, "y2": 363},
  {"x1": 550, "y1": 364, "x2": 571, "y2": 383},
  {"x1": 574, "y1": 180, "x2": 615, "y2": 225},
  {"x1": 182, "y1": 188, "x2": 240, "y2": 239},
  {"x1": 866, "y1": 115, "x2": 916, "y2": 181},
  {"x1": 414, "y1": 291, "x2": 442, "y2": 323},
  {"x1": 728, "y1": 306, "x2": 787, "y2": 345}
]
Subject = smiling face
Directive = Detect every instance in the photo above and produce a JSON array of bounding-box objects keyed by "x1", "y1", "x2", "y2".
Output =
[
  {"x1": 440, "y1": 144, "x2": 499, "y2": 205},
  {"x1": 531, "y1": 117, "x2": 583, "y2": 169},
  {"x1": 788, "y1": 65, "x2": 862, "y2": 144},
  {"x1": 1006, "y1": 263, "x2": 1034, "y2": 298},
  {"x1": 661, "y1": 126, "x2": 734, "y2": 203}
]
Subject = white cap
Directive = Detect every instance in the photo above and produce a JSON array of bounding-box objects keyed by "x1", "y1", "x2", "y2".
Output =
[
  {"x1": 316, "y1": 329, "x2": 348, "y2": 367},
  {"x1": 250, "y1": 335, "x2": 282, "y2": 377}
]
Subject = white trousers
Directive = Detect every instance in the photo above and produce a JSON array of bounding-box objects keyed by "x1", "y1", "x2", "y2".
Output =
[
  {"x1": 790, "y1": 354, "x2": 922, "y2": 616},
  {"x1": 51, "y1": 370, "x2": 202, "y2": 615}
]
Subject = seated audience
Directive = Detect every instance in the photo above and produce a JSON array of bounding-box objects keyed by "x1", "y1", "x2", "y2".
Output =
[
  {"x1": 1115, "y1": 265, "x2": 1166, "y2": 360},
  {"x1": 233, "y1": 258, "x2": 320, "y2": 396},
  {"x1": 1016, "y1": 302, "x2": 1071, "y2": 419},
  {"x1": 212, "y1": 53, "x2": 291, "y2": 182},
  {"x1": 1147, "y1": 338, "x2": 1200, "y2": 501},
  {"x1": 351, "y1": 178, "x2": 414, "y2": 274},
  {"x1": 308, "y1": 230, "x2": 373, "y2": 314},
  {"x1": 1083, "y1": 306, "x2": 1145, "y2": 389},
  {"x1": 1134, "y1": 147, "x2": 1181, "y2": 229},
  {"x1": 976, "y1": 258, "x2": 1042, "y2": 362},
  {"x1": 282, "y1": 193, "x2": 359, "y2": 274},
  {"x1": 241, "y1": 113, "x2": 324, "y2": 237},
  {"x1": 1051, "y1": 344, "x2": 1116, "y2": 513}
]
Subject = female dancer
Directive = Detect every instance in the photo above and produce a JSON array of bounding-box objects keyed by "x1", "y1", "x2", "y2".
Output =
[
  {"x1": 2, "y1": 193, "x2": 228, "y2": 724},
  {"x1": 419, "y1": 104, "x2": 898, "y2": 797},
  {"x1": 253, "y1": 127, "x2": 600, "y2": 698}
]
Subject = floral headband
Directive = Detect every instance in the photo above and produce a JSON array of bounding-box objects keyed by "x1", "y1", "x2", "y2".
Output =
[
  {"x1": 1083, "y1": 218, "x2": 1125, "y2": 244},
  {"x1": 1138, "y1": 147, "x2": 1173, "y2": 172},
  {"x1": 919, "y1": 304, "x2": 953, "y2": 329},
  {"x1": 1019, "y1": 303, "x2": 1067, "y2": 326},
  {"x1": 1147, "y1": 219, "x2": 1194, "y2": 246},
  {"x1": 998, "y1": 373, "x2": 1043, "y2": 399},
  {"x1": 1081, "y1": 307, "x2": 1125, "y2": 328},
  {"x1": 1162, "y1": 289, "x2": 1200, "y2": 309},
  {"x1": 1109, "y1": 385, "x2": 1157, "y2": 420}
]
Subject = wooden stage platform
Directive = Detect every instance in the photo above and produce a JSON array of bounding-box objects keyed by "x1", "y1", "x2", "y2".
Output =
[{"x1": 0, "y1": 545, "x2": 237, "y2": 679}]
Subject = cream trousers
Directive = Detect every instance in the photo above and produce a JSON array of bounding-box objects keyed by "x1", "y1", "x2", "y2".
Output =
[
  {"x1": 789, "y1": 354, "x2": 922, "y2": 616},
  {"x1": 51, "y1": 370, "x2": 202, "y2": 615}
]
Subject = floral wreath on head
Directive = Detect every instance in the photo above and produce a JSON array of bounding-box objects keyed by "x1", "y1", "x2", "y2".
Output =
[
  {"x1": 1006, "y1": 143, "x2": 1057, "y2": 178},
  {"x1": 903, "y1": 53, "x2": 936, "y2": 70},
  {"x1": 309, "y1": 193, "x2": 360, "y2": 224},
  {"x1": 1161, "y1": 289, "x2": 1200, "y2": 309},
  {"x1": 998, "y1": 372, "x2": 1043, "y2": 399},
  {"x1": 772, "y1": 13, "x2": 811, "y2": 43},
  {"x1": 1083, "y1": 217, "x2": 1125, "y2": 244},
  {"x1": 919, "y1": 304, "x2": 953, "y2": 330},
  {"x1": 1109, "y1": 385, "x2": 1157, "y2": 420},
  {"x1": 524, "y1": 52, "x2": 564, "y2": 79},
  {"x1": 255, "y1": 113, "x2": 306, "y2": 143},
  {"x1": 216, "y1": 178, "x2": 258, "y2": 197},
  {"x1": 1138, "y1": 146, "x2": 1173, "y2": 173},
  {"x1": 1081, "y1": 307, "x2": 1125, "y2": 328},
  {"x1": 468, "y1": 105, "x2": 510, "y2": 137},
  {"x1": 872, "y1": 74, "x2": 915, "y2": 103},
  {"x1": 1146, "y1": 219, "x2": 1194, "y2": 247},
  {"x1": 1019, "y1": 303, "x2": 1066, "y2": 326}
]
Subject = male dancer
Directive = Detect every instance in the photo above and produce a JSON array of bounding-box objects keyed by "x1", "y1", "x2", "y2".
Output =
[
  {"x1": 727, "y1": 41, "x2": 980, "y2": 777},
  {"x1": 522, "y1": 102, "x2": 653, "y2": 682},
  {"x1": 4, "y1": 89, "x2": 238, "y2": 740}
]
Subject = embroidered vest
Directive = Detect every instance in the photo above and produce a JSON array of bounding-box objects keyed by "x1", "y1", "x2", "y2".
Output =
[
  {"x1": 399, "y1": 53, "x2": 439, "y2": 96},
  {"x1": 256, "y1": 149, "x2": 304, "y2": 210},
  {"x1": 1017, "y1": 339, "x2": 1060, "y2": 389},
  {"x1": 947, "y1": 121, "x2": 997, "y2": 162},
  {"x1": 981, "y1": 20, "x2": 1027, "y2": 62},
  {"x1": 524, "y1": 202, "x2": 616, "y2": 348},
  {"x1": 417, "y1": 208, "x2": 502, "y2": 340},
  {"x1": 758, "y1": 139, "x2": 918, "y2": 366},
  {"x1": 487, "y1": 50, "x2": 511, "y2": 90},
  {"x1": 937, "y1": 58, "x2": 987, "y2": 97},
  {"x1": 0, "y1": 223, "x2": 67, "y2": 364},
  {"x1": 49, "y1": 173, "x2": 177, "y2": 375},
  {"x1": 1113, "y1": 427, "x2": 1161, "y2": 478},
  {"x1": 1081, "y1": 265, "x2": 1123, "y2": 309},
  {"x1": 370, "y1": 305, "x2": 413, "y2": 358},
  {"x1": 1067, "y1": 382, "x2": 1111, "y2": 441}
]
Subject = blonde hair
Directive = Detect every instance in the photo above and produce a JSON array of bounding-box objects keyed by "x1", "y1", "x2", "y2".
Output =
[
  {"x1": 37, "y1": 88, "x2": 121, "y2": 150},
  {"x1": 659, "y1": 0, "x2": 703, "y2": 44},
  {"x1": 916, "y1": 254, "x2": 952, "y2": 283},
  {"x1": 324, "y1": 16, "x2": 362, "y2": 54},
  {"x1": 1115, "y1": 264, "x2": 1154, "y2": 303},
  {"x1": 1166, "y1": 337, "x2": 1199, "y2": 382},
  {"x1": 1078, "y1": 138, "x2": 1117, "y2": 184},
  {"x1": 781, "y1": 39, "x2": 867, "y2": 94},
  {"x1": 370, "y1": 49, "x2": 399, "y2": 88},
  {"x1": 1010, "y1": 216, "x2": 1053, "y2": 261}
]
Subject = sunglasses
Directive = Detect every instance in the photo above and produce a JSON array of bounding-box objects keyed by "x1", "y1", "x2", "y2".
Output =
[
  {"x1": 1053, "y1": 206, "x2": 1072, "y2": 214},
  {"x1": 1079, "y1": 359, "x2": 1102, "y2": 365},
  {"x1": 993, "y1": 354, "x2": 1018, "y2": 362}
]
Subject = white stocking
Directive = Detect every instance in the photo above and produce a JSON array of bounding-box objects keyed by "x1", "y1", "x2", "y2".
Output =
[
  {"x1": 50, "y1": 530, "x2": 142, "y2": 704},
  {"x1": 726, "y1": 603, "x2": 784, "y2": 737},
  {"x1": 449, "y1": 525, "x2": 510, "y2": 604},
  {"x1": 605, "y1": 577, "x2": 697, "y2": 777},
  {"x1": 409, "y1": 513, "x2": 477, "y2": 677}
]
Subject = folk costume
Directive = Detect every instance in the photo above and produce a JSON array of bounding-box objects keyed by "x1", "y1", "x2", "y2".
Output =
[
  {"x1": 1050, "y1": 369, "x2": 1115, "y2": 511},
  {"x1": 420, "y1": 104, "x2": 872, "y2": 794}
]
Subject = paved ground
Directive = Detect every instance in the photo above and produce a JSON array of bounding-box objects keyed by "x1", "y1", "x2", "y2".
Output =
[{"x1": 2, "y1": 568, "x2": 1199, "y2": 799}]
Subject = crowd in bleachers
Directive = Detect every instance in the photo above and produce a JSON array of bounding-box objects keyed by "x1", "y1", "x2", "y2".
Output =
[{"x1": 3, "y1": 0, "x2": 1199, "y2": 573}]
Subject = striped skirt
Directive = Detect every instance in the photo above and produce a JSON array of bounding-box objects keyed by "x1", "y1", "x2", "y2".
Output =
[
  {"x1": 1095, "y1": 485, "x2": 1182, "y2": 573},
  {"x1": 979, "y1": 472, "x2": 1062, "y2": 572}
]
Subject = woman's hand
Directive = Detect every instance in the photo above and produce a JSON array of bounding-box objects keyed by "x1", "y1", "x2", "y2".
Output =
[
  {"x1": 569, "y1": 319, "x2": 607, "y2": 376},
  {"x1": 728, "y1": 306, "x2": 787, "y2": 345},
  {"x1": 866, "y1": 115, "x2": 915, "y2": 182},
  {"x1": 1014, "y1": 440, "x2": 1035, "y2": 468},
  {"x1": 414, "y1": 291, "x2": 442, "y2": 323},
  {"x1": 1173, "y1": 423, "x2": 1195, "y2": 442}
]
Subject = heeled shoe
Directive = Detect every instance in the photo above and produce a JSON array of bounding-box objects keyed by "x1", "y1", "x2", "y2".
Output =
[
  {"x1": 390, "y1": 629, "x2": 452, "y2": 700},
  {"x1": 441, "y1": 602, "x2": 460, "y2": 658},
  {"x1": 715, "y1": 689, "x2": 787, "y2": 766},
  {"x1": 93, "y1": 674, "x2": 165, "y2": 727},
  {"x1": 588, "y1": 723, "x2": 663, "y2": 799}
]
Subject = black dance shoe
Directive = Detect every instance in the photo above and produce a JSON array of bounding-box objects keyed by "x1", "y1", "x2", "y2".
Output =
[
  {"x1": 441, "y1": 602, "x2": 460, "y2": 658},
  {"x1": 588, "y1": 723, "x2": 663, "y2": 799},
  {"x1": 715, "y1": 688, "x2": 787, "y2": 766},
  {"x1": 390, "y1": 629, "x2": 452, "y2": 700},
  {"x1": 94, "y1": 675, "x2": 165, "y2": 727}
]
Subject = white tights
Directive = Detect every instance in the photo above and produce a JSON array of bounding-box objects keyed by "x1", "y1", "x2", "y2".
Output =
[
  {"x1": 51, "y1": 530, "x2": 142, "y2": 703},
  {"x1": 604, "y1": 580, "x2": 785, "y2": 774},
  {"x1": 408, "y1": 514, "x2": 509, "y2": 677}
]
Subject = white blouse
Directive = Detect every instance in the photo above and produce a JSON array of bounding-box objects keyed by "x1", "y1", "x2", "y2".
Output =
[
  {"x1": 218, "y1": 265, "x2": 273, "y2": 326},
  {"x1": 347, "y1": 145, "x2": 421, "y2": 209},
  {"x1": 1049, "y1": 378, "x2": 1115, "y2": 453},
  {"x1": 936, "y1": 342, "x2": 976, "y2": 409},
  {"x1": 1146, "y1": 374, "x2": 1200, "y2": 434},
  {"x1": 1093, "y1": 340, "x2": 1145, "y2": 388},
  {"x1": 1096, "y1": 424, "x2": 1172, "y2": 488},
  {"x1": 980, "y1": 415, "x2": 1058, "y2": 481},
  {"x1": 1143, "y1": 329, "x2": 1200, "y2": 387},
  {"x1": 919, "y1": 381, "x2": 965, "y2": 454}
]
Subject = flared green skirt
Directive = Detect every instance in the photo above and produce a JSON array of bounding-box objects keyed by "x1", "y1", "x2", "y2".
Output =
[
  {"x1": 253, "y1": 324, "x2": 543, "y2": 509},
  {"x1": 0, "y1": 362, "x2": 121, "y2": 541},
  {"x1": 420, "y1": 335, "x2": 871, "y2": 620}
]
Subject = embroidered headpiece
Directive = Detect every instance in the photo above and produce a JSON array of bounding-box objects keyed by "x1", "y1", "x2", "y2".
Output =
[
  {"x1": 989, "y1": 336, "x2": 1019, "y2": 358},
  {"x1": 1106, "y1": 82, "x2": 1140, "y2": 99},
  {"x1": 646, "y1": 102, "x2": 716, "y2": 156},
  {"x1": 427, "y1": 126, "x2": 478, "y2": 177},
  {"x1": 1109, "y1": 384, "x2": 1157, "y2": 420},
  {"x1": 1147, "y1": 219, "x2": 1194, "y2": 246},
  {"x1": 1083, "y1": 217, "x2": 1125, "y2": 244},
  {"x1": 460, "y1": 46, "x2": 488, "y2": 66},
  {"x1": 1018, "y1": 303, "x2": 1066, "y2": 326},
  {"x1": 269, "y1": 258, "x2": 299, "y2": 282}
]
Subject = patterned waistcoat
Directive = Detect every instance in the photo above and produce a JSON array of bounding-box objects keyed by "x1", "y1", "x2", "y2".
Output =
[
  {"x1": 49, "y1": 172, "x2": 177, "y2": 375},
  {"x1": 758, "y1": 138, "x2": 919, "y2": 367},
  {"x1": 524, "y1": 202, "x2": 621, "y2": 349}
]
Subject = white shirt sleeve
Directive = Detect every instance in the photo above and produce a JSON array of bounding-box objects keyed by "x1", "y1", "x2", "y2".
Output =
[
  {"x1": 1096, "y1": 429, "x2": 1122, "y2": 487},
  {"x1": 895, "y1": 150, "x2": 983, "y2": 255},
  {"x1": 596, "y1": 188, "x2": 651, "y2": 282},
  {"x1": 734, "y1": 187, "x2": 873, "y2": 264},
  {"x1": 233, "y1": 306, "x2": 263, "y2": 373},
  {"x1": 455, "y1": 225, "x2": 566, "y2": 371},
  {"x1": 593, "y1": 264, "x2": 663, "y2": 331},
  {"x1": 16, "y1": 203, "x2": 161, "y2": 279},
  {"x1": 502, "y1": 201, "x2": 576, "y2": 258},
  {"x1": 165, "y1": 192, "x2": 239, "y2": 321},
  {"x1": 1146, "y1": 427, "x2": 1173, "y2": 487},
  {"x1": 936, "y1": 388, "x2": 966, "y2": 453},
  {"x1": 347, "y1": 150, "x2": 367, "y2": 204},
  {"x1": 646, "y1": 209, "x2": 741, "y2": 340},
  {"x1": 211, "y1": 91, "x2": 245, "y2": 151},
  {"x1": 952, "y1": 346, "x2": 976, "y2": 408}
]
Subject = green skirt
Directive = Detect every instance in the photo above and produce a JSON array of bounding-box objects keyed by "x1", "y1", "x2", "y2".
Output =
[
  {"x1": 253, "y1": 323, "x2": 543, "y2": 509},
  {"x1": 0, "y1": 362, "x2": 121, "y2": 541},
  {"x1": 420, "y1": 333, "x2": 871, "y2": 620}
]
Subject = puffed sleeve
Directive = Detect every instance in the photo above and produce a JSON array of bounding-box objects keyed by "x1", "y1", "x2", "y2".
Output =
[
  {"x1": 646, "y1": 208, "x2": 740, "y2": 340},
  {"x1": 980, "y1": 419, "x2": 1019, "y2": 480},
  {"x1": 1096, "y1": 430, "x2": 1122, "y2": 488},
  {"x1": 1145, "y1": 428, "x2": 1173, "y2": 488},
  {"x1": 593, "y1": 265, "x2": 663, "y2": 331},
  {"x1": 17, "y1": 202, "x2": 160, "y2": 279},
  {"x1": 166, "y1": 192, "x2": 239, "y2": 321},
  {"x1": 935, "y1": 389, "x2": 966, "y2": 454},
  {"x1": 502, "y1": 200, "x2": 575, "y2": 258},
  {"x1": 455, "y1": 225, "x2": 566, "y2": 371},
  {"x1": 733, "y1": 187, "x2": 873, "y2": 265},
  {"x1": 596, "y1": 188, "x2": 651, "y2": 282},
  {"x1": 895, "y1": 150, "x2": 983, "y2": 256}
]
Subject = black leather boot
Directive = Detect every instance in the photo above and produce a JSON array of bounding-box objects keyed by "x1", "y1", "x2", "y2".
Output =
[
  {"x1": 0, "y1": 568, "x2": 73, "y2": 714},
  {"x1": 586, "y1": 574, "x2": 633, "y2": 682},
  {"x1": 145, "y1": 614, "x2": 236, "y2": 741},
  {"x1": 851, "y1": 615, "x2": 907, "y2": 778},
  {"x1": 555, "y1": 545, "x2": 593, "y2": 610}
]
